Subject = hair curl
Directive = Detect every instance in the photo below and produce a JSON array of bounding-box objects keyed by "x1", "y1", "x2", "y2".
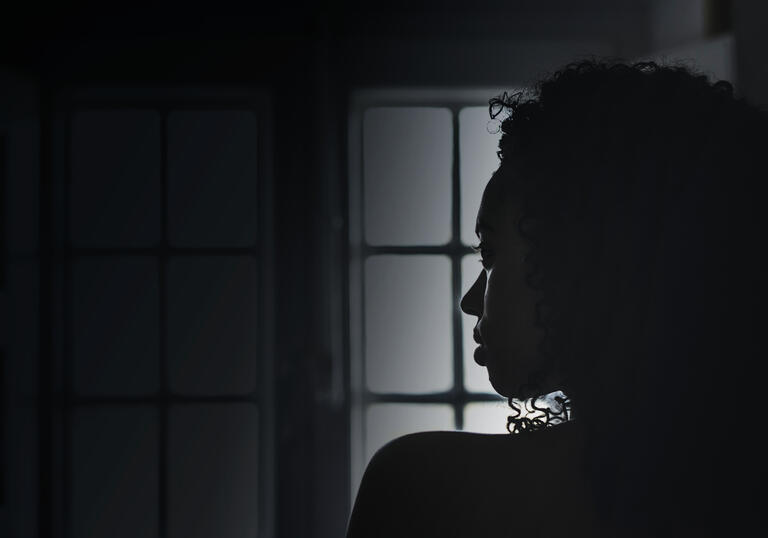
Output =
[{"x1": 490, "y1": 59, "x2": 767, "y2": 535}]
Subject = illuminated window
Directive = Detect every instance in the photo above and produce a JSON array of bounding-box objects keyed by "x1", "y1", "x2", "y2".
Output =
[{"x1": 349, "y1": 92, "x2": 511, "y2": 498}]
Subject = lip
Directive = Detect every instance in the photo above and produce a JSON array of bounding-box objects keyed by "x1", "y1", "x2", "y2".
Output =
[
  {"x1": 473, "y1": 329, "x2": 483, "y2": 346},
  {"x1": 473, "y1": 345, "x2": 487, "y2": 366}
]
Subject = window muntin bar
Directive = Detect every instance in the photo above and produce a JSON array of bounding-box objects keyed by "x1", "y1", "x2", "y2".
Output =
[{"x1": 57, "y1": 90, "x2": 273, "y2": 538}]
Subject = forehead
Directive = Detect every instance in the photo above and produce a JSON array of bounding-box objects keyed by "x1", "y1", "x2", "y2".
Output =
[{"x1": 476, "y1": 169, "x2": 517, "y2": 236}]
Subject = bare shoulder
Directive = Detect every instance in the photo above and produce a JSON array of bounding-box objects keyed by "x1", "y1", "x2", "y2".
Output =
[
  {"x1": 371, "y1": 429, "x2": 501, "y2": 462},
  {"x1": 354, "y1": 430, "x2": 497, "y2": 498},
  {"x1": 372, "y1": 420, "x2": 583, "y2": 472},
  {"x1": 347, "y1": 423, "x2": 588, "y2": 538},
  {"x1": 369, "y1": 430, "x2": 505, "y2": 473}
]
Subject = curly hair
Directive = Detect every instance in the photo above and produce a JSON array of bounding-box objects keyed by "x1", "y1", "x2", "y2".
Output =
[{"x1": 490, "y1": 59, "x2": 767, "y2": 535}]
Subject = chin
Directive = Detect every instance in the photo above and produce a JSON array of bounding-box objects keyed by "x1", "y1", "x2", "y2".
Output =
[
  {"x1": 487, "y1": 370, "x2": 515, "y2": 398},
  {"x1": 489, "y1": 370, "x2": 544, "y2": 400}
]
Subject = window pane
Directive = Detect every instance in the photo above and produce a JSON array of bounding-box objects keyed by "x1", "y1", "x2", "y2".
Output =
[
  {"x1": 169, "y1": 404, "x2": 259, "y2": 538},
  {"x1": 365, "y1": 403, "x2": 453, "y2": 464},
  {"x1": 364, "y1": 255, "x2": 452, "y2": 393},
  {"x1": 363, "y1": 107, "x2": 452, "y2": 245},
  {"x1": 462, "y1": 401, "x2": 510, "y2": 434},
  {"x1": 70, "y1": 109, "x2": 161, "y2": 246},
  {"x1": 71, "y1": 407, "x2": 158, "y2": 538},
  {"x1": 461, "y1": 255, "x2": 496, "y2": 393},
  {"x1": 72, "y1": 257, "x2": 158, "y2": 395},
  {"x1": 459, "y1": 106, "x2": 502, "y2": 246},
  {"x1": 167, "y1": 257, "x2": 258, "y2": 395},
  {"x1": 167, "y1": 110, "x2": 259, "y2": 247}
]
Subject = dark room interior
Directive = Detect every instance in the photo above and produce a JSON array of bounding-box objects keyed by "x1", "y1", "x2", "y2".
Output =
[{"x1": 2, "y1": 1, "x2": 767, "y2": 537}]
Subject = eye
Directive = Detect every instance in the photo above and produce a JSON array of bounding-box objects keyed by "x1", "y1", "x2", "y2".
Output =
[{"x1": 471, "y1": 242, "x2": 495, "y2": 270}]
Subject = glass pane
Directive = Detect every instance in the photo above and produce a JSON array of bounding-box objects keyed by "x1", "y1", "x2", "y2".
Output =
[
  {"x1": 461, "y1": 255, "x2": 497, "y2": 393},
  {"x1": 365, "y1": 403, "x2": 453, "y2": 464},
  {"x1": 459, "y1": 106, "x2": 502, "y2": 246},
  {"x1": 70, "y1": 109, "x2": 161, "y2": 246},
  {"x1": 462, "y1": 401, "x2": 511, "y2": 434},
  {"x1": 72, "y1": 257, "x2": 158, "y2": 395},
  {"x1": 71, "y1": 407, "x2": 158, "y2": 538},
  {"x1": 167, "y1": 257, "x2": 259, "y2": 395},
  {"x1": 364, "y1": 255, "x2": 452, "y2": 393},
  {"x1": 169, "y1": 404, "x2": 259, "y2": 538},
  {"x1": 167, "y1": 110, "x2": 259, "y2": 247},
  {"x1": 363, "y1": 107, "x2": 452, "y2": 245}
]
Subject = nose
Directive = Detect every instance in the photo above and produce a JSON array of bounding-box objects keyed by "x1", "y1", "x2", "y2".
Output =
[{"x1": 460, "y1": 269, "x2": 486, "y2": 317}]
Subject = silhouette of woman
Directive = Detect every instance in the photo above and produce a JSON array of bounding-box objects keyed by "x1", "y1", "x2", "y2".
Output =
[{"x1": 346, "y1": 60, "x2": 768, "y2": 537}]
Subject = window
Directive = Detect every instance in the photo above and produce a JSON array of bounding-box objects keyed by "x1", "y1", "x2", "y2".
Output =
[
  {"x1": 348, "y1": 90, "x2": 516, "y2": 498},
  {"x1": 53, "y1": 88, "x2": 274, "y2": 538}
]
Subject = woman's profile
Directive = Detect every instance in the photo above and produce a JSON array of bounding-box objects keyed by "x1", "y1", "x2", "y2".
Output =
[{"x1": 346, "y1": 60, "x2": 767, "y2": 537}]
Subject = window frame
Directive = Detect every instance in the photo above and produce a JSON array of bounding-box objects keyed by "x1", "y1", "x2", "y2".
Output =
[{"x1": 50, "y1": 86, "x2": 275, "y2": 538}]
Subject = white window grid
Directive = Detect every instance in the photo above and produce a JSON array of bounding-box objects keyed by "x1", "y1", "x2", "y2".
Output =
[{"x1": 348, "y1": 89, "x2": 512, "y2": 499}]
